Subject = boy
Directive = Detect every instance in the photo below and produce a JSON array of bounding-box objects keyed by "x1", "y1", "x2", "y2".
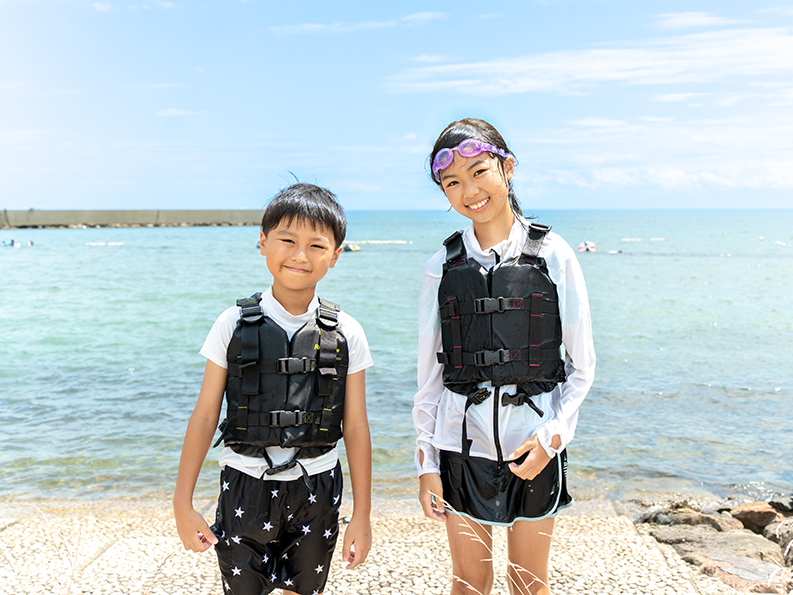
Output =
[{"x1": 173, "y1": 183, "x2": 372, "y2": 595}]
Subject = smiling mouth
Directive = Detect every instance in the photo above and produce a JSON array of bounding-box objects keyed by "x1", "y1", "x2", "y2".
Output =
[
  {"x1": 467, "y1": 198, "x2": 489, "y2": 211},
  {"x1": 284, "y1": 266, "x2": 309, "y2": 273}
]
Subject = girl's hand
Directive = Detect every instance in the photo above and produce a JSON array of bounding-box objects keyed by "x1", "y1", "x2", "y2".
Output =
[
  {"x1": 507, "y1": 436, "x2": 552, "y2": 480},
  {"x1": 418, "y1": 473, "x2": 447, "y2": 522}
]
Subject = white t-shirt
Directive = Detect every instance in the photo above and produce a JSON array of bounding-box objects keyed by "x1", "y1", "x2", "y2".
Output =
[
  {"x1": 413, "y1": 216, "x2": 596, "y2": 476},
  {"x1": 201, "y1": 288, "x2": 373, "y2": 481}
]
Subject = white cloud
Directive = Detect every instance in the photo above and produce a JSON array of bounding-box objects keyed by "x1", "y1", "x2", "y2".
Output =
[
  {"x1": 402, "y1": 12, "x2": 447, "y2": 26},
  {"x1": 156, "y1": 108, "x2": 208, "y2": 116},
  {"x1": 92, "y1": 3, "x2": 112, "y2": 12},
  {"x1": 388, "y1": 28, "x2": 793, "y2": 95},
  {"x1": 653, "y1": 12, "x2": 750, "y2": 30},
  {"x1": 270, "y1": 11, "x2": 446, "y2": 35},
  {"x1": 517, "y1": 115, "x2": 793, "y2": 190},
  {"x1": 653, "y1": 92, "x2": 708, "y2": 102},
  {"x1": 566, "y1": 117, "x2": 628, "y2": 127}
]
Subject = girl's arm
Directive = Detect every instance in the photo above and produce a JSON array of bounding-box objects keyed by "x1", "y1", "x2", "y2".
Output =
[
  {"x1": 412, "y1": 267, "x2": 444, "y2": 476},
  {"x1": 340, "y1": 370, "x2": 372, "y2": 569},
  {"x1": 172, "y1": 360, "x2": 227, "y2": 552},
  {"x1": 535, "y1": 240, "x2": 596, "y2": 458}
]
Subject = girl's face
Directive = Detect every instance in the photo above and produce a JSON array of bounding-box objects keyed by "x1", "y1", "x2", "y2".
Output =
[{"x1": 438, "y1": 152, "x2": 515, "y2": 227}]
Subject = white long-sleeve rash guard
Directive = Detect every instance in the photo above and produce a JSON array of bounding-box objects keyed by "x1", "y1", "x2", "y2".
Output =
[{"x1": 412, "y1": 216, "x2": 596, "y2": 477}]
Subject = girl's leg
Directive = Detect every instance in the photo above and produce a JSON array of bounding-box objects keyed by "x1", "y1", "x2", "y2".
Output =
[
  {"x1": 505, "y1": 517, "x2": 555, "y2": 595},
  {"x1": 446, "y1": 513, "x2": 494, "y2": 595}
]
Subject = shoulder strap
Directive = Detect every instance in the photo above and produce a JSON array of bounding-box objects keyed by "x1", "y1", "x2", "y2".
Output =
[
  {"x1": 235, "y1": 292, "x2": 263, "y2": 431},
  {"x1": 520, "y1": 223, "x2": 551, "y2": 262},
  {"x1": 442, "y1": 231, "x2": 467, "y2": 269},
  {"x1": 315, "y1": 298, "x2": 341, "y2": 433}
]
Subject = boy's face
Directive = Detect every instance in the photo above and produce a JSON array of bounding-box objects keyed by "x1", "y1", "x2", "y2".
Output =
[{"x1": 259, "y1": 220, "x2": 342, "y2": 296}]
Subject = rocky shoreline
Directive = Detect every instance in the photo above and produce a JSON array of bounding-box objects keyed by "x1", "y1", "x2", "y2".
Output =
[{"x1": 634, "y1": 495, "x2": 793, "y2": 594}]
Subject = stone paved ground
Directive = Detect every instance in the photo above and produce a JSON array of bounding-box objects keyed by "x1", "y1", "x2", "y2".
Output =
[{"x1": 0, "y1": 500, "x2": 746, "y2": 595}]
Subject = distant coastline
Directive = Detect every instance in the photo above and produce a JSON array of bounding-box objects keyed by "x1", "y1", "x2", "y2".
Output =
[{"x1": 0, "y1": 209, "x2": 262, "y2": 229}]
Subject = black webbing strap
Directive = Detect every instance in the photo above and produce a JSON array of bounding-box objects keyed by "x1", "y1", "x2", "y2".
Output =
[
  {"x1": 228, "y1": 357, "x2": 316, "y2": 376},
  {"x1": 460, "y1": 387, "x2": 490, "y2": 458},
  {"x1": 440, "y1": 296, "x2": 531, "y2": 319},
  {"x1": 440, "y1": 232, "x2": 468, "y2": 370},
  {"x1": 520, "y1": 223, "x2": 550, "y2": 264},
  {"x1": 438, "y1": 348, "x2": 530, "y2": 367},
  {"x1": 501, "y1": 392, "x2": 545, "y2": 417},
  {"x1": 316, "y1": 298, "x2": 340, "y2": 433},
  {"x1": 236, "y1": 293, "x2": 264, "y2": 431}
]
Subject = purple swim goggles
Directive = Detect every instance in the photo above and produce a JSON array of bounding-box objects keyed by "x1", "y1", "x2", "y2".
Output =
[{"x1": 432, "y1": 138, "x2": 512, "y2": 182}]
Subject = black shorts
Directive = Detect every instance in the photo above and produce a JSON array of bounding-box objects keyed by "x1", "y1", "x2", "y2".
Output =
[
  {"x1": 439, "y1": 449, "x2": 571, "y2": 526},
  {"x1": 211, "y1": 462, "x2": 343, "y2": 595}
]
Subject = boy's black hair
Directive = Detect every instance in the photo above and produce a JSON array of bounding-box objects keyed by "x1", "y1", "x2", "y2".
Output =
[
  {"x1": 260, "y1": 183, "x2": 347, "y2": 248},
  {"x1": 429, "y1": 117, "x2": 522, "y2": 217}
]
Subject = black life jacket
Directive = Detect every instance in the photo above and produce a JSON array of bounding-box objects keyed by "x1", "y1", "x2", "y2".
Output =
[
  {"x1": 214, "y1": 293, "x2": 348, "y2": 474},
  {"x1": 436, "y1": 223, "x2": 566, "y2": 456}
]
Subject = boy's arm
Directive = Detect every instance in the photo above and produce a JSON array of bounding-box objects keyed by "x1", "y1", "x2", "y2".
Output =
[
  {"x1": 340, "y1": 369, "x2": 371, "y2": 569},
  {"x1": 172, "y1": 359, "x2": 227, "y2": 552}
]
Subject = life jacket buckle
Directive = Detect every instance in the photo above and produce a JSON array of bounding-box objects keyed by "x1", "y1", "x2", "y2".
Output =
[{"x1": 269, "y1": 410, "x2": 315, "y2": 427}]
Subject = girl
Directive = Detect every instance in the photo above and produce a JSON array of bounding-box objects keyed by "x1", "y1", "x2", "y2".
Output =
[{"x1": 413, "y1": 118, "x2": 595, "y2": 595}]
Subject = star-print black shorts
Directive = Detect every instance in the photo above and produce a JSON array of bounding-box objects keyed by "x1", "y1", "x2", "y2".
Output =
[
  {"x1": 439, "y1": 449, "x2": 572, "y2": 526},
  {"x1": 211, "y1": 462, "x2": 343, "y2": 595}
]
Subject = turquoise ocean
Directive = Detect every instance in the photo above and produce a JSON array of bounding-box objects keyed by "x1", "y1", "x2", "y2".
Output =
[{"x1": 1, "y1": 209, "x2": 791, "y2": 506}]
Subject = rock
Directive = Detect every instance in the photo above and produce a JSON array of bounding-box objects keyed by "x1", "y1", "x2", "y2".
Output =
[
  {"x1": 718, "y1": 501, "x2": 786, "y2": 534},
  {"x1": 769, "y1": 496, "x2": 793, "y2": 513},
  {"x1": 698, "y1": 552, "x2": 790, "y2": 594},
  {"x1": 764, "y1": 521, "x2": 793, "y2": 566},
  {"x1": 669, "y1": 512, "x2": 745, "y2": 532},
  {"x1": 649, "y1": 524, "x2": 784, "y2": 567}
]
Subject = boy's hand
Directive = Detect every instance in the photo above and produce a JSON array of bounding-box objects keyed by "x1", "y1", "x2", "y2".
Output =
[
  {"x1": 174, "y1": 505, "x2": 218, "y2": 553},
  {"x1": 507, "y1": 435, "x2": 552, "y2": 480},
  {"x1": 418, "y1": 473, "x2": 446, "y2": 522},
  {"x1": 341, "y1": 514, "x2": 371, "y2": 570}
]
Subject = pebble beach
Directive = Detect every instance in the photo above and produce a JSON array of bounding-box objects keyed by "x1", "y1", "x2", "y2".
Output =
[{"x1": 0, "y1": 499, "x2": 747, "y2": 595}]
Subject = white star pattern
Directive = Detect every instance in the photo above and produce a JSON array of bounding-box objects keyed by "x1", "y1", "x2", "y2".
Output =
[
  {"x1": 270, "y1": 573, "x2": 277, "y2": 582},
  {"x1": 225, "y1": 539, "x2": 230, "y2": 546},
  {"x1": 308, "y1": 494, "x2": 317, "y2": 504},
  {"x1": 262, "y1": 554, "x2": 268, "y2": 563},
  {"x1": 271, "y1": 489, "x2": 278, "y2": 498},
  {"x1": 323, "y1": 529, "x2": 332, "y2": 539},
  {"x1": 329, "y1": 469, "x2": 334, "y2": 477},
  {"x1": 223, "y1": 581, "x2": 230, "y2": 591},
  {"x1": 231, "y1": 566, "x2": 241, "y2": 576},
  {"x1": 222, "y1": 481, "x2": 230, "y2": 491},
  {"x1": 231, "y1": 535, "x2": 241, "y2": 544},
  {"x1": 314, "y1": 564, "x2": 324, "y2": 574},
  {"x1": 220, "y1": 530, "x2": 225, "y2": 539},
  {"x1": 284, "y1": 579, "x2": 293, "y2": 586},
  {"x1": 287, "y1": 513, "x2": 293, "y2": 520},
  {"x1": 301, "y1": 525, "x2": 311, "y2": 535},
  {"x1": 313, "y1": 590, "x2": 320, "y2": 595},
  {"x1": 234, "y1": 507, "x2": 244, "y2": 518},
  {"x1": 333, "y1": 495, "x2": 339, "y2": 505},
  {"x1": 262, "y1": 521, "x2": 273, "y2": 531},
  {"x1": 282, "y1": 553, "x2": 288, "y2": 560}
]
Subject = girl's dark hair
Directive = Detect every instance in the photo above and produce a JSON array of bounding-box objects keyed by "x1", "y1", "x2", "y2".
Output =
[
  {"x1": 429, "y1": 117, "x2": 522, "y2": 217},
  {"x1": 261, "y1": 183, "x2": 346, "y2": 248}
]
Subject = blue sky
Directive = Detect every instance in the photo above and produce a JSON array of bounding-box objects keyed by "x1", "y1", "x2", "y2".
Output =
[{"x1": 1, "y1": 1, "x2": 792, "y2": 210}]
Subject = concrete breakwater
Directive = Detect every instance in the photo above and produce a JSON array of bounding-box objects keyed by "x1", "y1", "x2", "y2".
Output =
[{"x1": 1, "y1": 209, "x2": 262, "y2": 229}]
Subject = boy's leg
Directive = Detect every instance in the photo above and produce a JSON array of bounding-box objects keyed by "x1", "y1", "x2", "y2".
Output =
[
  {"x1": 446, "y1": 513, "x2": 494, "y2": 595},
  {"x1": 505, "y1": 517, "x2": 555, "y2": 595}
]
